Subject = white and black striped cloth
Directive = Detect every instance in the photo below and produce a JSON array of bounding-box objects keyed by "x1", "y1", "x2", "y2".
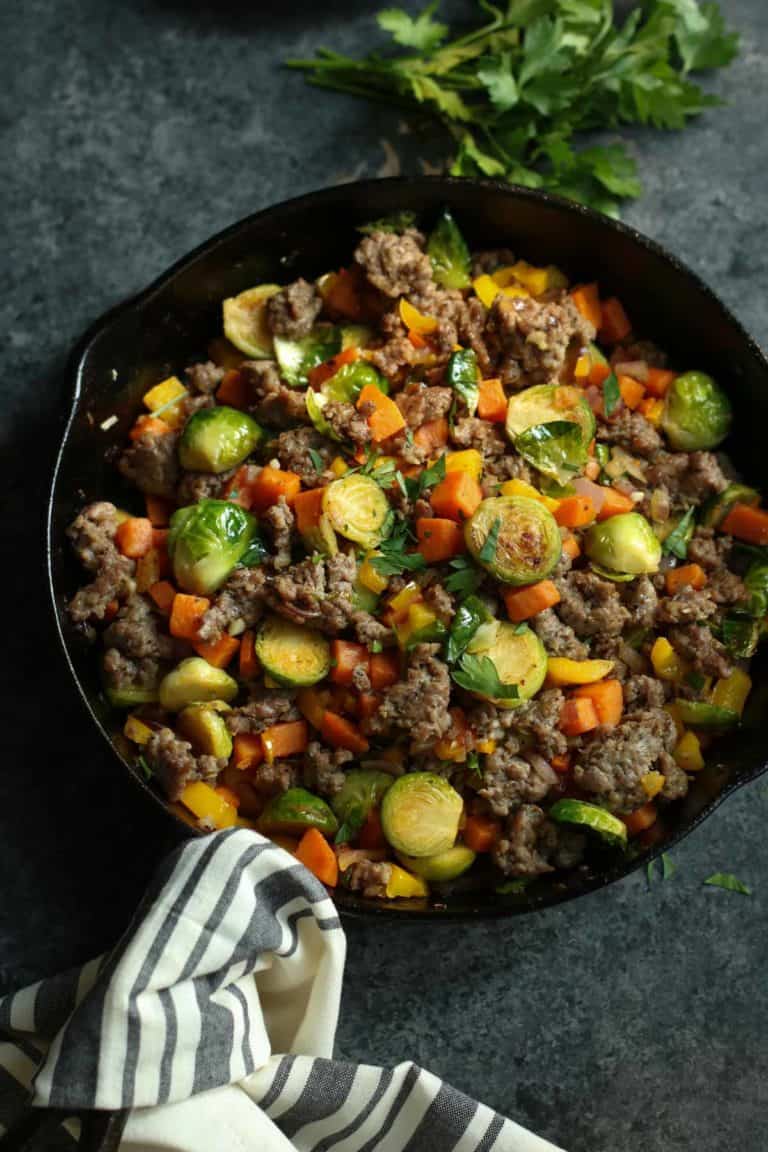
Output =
[{"x1": 0, "y1": 829, "x2": 563, "y2": 1151}]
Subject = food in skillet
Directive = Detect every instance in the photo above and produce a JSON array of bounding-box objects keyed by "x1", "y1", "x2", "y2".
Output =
[{"x1": 67, "y1": 211, "x2": 767, "y2": 899}]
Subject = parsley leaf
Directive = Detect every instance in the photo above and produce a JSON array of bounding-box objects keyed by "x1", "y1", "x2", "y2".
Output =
[
  {"x1": 478, "y1": 516, "x2": 502, "y2": 564},
  {"x1": 444, "y1": 555, "x2": 484, "y2": 596},
  {"x1": 370, "y1": 518, "x2": 426, "y2": 577},
  {"x1": 289, "y1": 0, "x2": 738, "y2": 216},
  {"x1": 496, "y1": 878, "x2": 531, "y2": 895},
  {"x1": 137, "y1": 755, "x2": 153, "y2": 781},
  {"x1": 308, "y1": 447, "x2": 324, "y2": 471},
  {"x1": 452, "y1": 653, "x2": 520, "y2": 701},
  {"x1": 405, "y1": 453, "x2": 446, "y2": 500},
  {"x1": 377, "y1": 3, "x2": 448, "y2": 52},
  {"x1": 704, "y1": 872, "x2": 752, "y2": 896},
  {"x1": 663, "y1": 506, "x2": 697, "y2": 559},
  {"x1": 603, "y1": 371, "x2": 621, "y2": 417},
  {"x1": 465, "y1": 749, "x2": 481, "y2": 779}
]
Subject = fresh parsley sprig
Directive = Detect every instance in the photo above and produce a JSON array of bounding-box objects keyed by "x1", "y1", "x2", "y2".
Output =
[
  {"x1": 288, "y1": 1, "x2": 738, "y2": 216},
  {"x1": 370, "y1": 516, "x2": 427, "y2": 577},
  {"x1": 452, "y1": 652, "x2": 519, "y2": 701}
]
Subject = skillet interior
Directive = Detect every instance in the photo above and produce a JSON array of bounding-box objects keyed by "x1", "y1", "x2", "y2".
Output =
[{"x1": 48, "y1": 177, "x2": 768, "y2": 919}]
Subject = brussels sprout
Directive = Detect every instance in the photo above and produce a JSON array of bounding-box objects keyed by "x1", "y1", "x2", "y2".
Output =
[
  {"x1": 446, "y1": 348, "x2": 479, "y2": 416},
  {"x1": 159, "y1": 658, "x2": 238, "y2": 711},
  {"x1": 701, "y1": 483, "x2": 760, "y2": 529},
  {"x1": 222, "y1": 284, "x2": 280, "y2": 359},
  {"x1": 548, "y1": 799, "x2": 627, "y2": 848},
  {"x1": 105, "y1": 683, "x2": 159, "y2": 709},
  {"x1": 396, "y1": 844, "x2": 476, "y2": 882},
  {"x1": 584, "y1": 512, "x2": 662, "y2": 576},
  {"x1": 674, "y1": 700, "x2": 739, "y2": 728},
  {"x1": 305, "y1": 389, "x2": 336, "y2": 441},
  {"x1": 179, "y1": 407, "x2": 263, "y2": 474},
  {"x1": 259, "y1": 787, "x2": 338, "y2": 837},
  {"x1": 381, "y1": 773, "x2": 463, "y2": 857},
  {"x1": 177, "y1": 704, "x2": 233, "y2": 758},
  {"x1": 341, "y1": 324, "x2": 374, "y2": 350},
  {"x1": 720, "y1": 615, "x2": 761, "y2": 658},
  {"x1": 465, "y1": 496, "x2": 561, "y2": 585},
  {"x1": 427, "y1": 208, "x2": 471, "y2": 290},
  {"x1": 306, "y1": 361, "x2": 389, "y2": 441},
  {"x1": 274, "y1": 325, "x2": 342, "y2": 387},
  {"x1": 506, "y1": 385, "x2": 595, "y2": 483},
  {"x1": 744, "y1": 559, "x2": 768, "y2": 618},
  {"x1": 169, "y1": 500, "x2": 257, "y2": 594},
  {"x1": 454, "y1": 620, "x2": 548, "y2": 708},
  {"x1": 255, "y1": 616, "x2": 331, "y2": 687},
  {"x1": 331, "y1": 770, "x2": 393, "y2": 828},
  {"x1": 662, "y1": 371, "x2": 732, "y2": 451},
  {"x1": 323, "y1": 474, "x2": 394, "y2": 550}
]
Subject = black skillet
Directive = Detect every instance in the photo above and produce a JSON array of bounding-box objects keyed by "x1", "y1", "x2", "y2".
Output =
[{"x1": 47, "y1": 177, "x2": 768, "y2": 923}]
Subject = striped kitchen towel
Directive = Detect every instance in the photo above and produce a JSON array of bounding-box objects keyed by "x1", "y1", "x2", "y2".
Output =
[{"x1": 0, "y1": 829, "x2": 563, "y2": 1151}]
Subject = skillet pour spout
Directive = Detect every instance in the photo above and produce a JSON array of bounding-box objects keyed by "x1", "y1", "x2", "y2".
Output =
[{"x1": 48, "y1": 177, "x2": 768, "y2": 920}]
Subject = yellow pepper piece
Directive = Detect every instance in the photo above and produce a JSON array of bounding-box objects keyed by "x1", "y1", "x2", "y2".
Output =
[
  {"x1": 489, "y1": 265, "x2": 518, "y2": 289},
  {"x1": 385, "y1": 863, "x2": 429, "y2": 899},
  {"x1": 650, "y1": 637, "x2": 686, "y2": 683},
  {"x1": 574, "y1": 354, "x2": 591, "y2": 380},
  {"x1": 711, "y1": 668, "x2": 752, "y2": 717},
  {"x1": 446, "y1": 449, "x2": 483, "y2": 481},
  {"x1": 396, "y1": 602, "x2": 440, "y2": 650},
  {"x1": 399, "y1": 297, "x2": 438, "y2": 335},
  {"x1": 642, "y1": 398, "x2": 665, "y2": 426},
  {"x1": 545, "y1": 265, "x2": 569, "y2": 291},
  {"x1": 509, "y1": 261, "x2": 549, "y2": 295},
  {"x1": 180, "y1": 781, "x2": 237, "y2": 829},
  {"x1": 472, "y1": 274, "x2": 501, "y2": 309},
  {"x1": 674, "y1": 729, "x2": 705, "y2": 773},
  {"x1": 546, "y1": 657, "x2": 614, "y2": 687},
  {"x1": 502, "y1": 285, "x2": 530, "y2": 300},
  {"x1": 123, "y1": 714, "x2": 154, "y2": 746},
  {"x1": 329, "y1": 456, "x2": 349, "y2": 478},
  {"x1": 476, "y1": 738, "x2": 496, "y2": 754},
  {"x1": 641, "y1": 771, "x2": 666, "y2": 799},
  {"x1": 358, "y1": 553, "x2": 389, "y2": 595},
  {"x1": 387, "y1": 581, "x2": 422, "y2": 617},
  {"x1": 142, "y1": 376, "x2": 189, "y2": 428},
  {"x1": 500, "y1": 477, "x2": 560, "y2": 513}
]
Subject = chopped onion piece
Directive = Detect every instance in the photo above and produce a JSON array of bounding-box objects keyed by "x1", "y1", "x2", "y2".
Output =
[
  {"x1": 605, "y1": 446, "x2": 647, "y2": 483},
  {"x1": 572, "y1": 476, "x2": 607, "y2": 513},
  {"x1": 100, "y1": 414, "x2": 118, "y2": 431}
]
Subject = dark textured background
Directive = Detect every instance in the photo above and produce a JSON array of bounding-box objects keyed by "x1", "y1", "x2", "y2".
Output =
[{"x1": 2, "y1": 2, "x2": 767, "y2": 1148}]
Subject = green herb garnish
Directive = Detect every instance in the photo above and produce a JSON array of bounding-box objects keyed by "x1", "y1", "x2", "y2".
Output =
[
  {"x1": 308, "y1": 447, "x2": 324, "y2": 472},
  {"x1": 663, "y1": 506, "x2": 696, "y2": 560},
  {"x1": 444, "y1": 555, "x2": 484, "y2": 596},
  {"x1": 405, "y1": 453, "x2": 447, "y2": 500},
  {"x1": 704, "y1": 872, "x2": 752, "y2": 896},
  {"x1": 370, "y1": 518, "x2": 427, "y2": 577},
  {"x1": 288, "y1": 1, "x2": 738, "y2": 216},
  {"x1": 137, "y1": 755, "x2": 153, "y2": 781},
  {"x1": 465, "y1": 749, "x2": 481, "y2": 778},
  {"x1": 478, "y1": 516, "x2": 502, "y2": 564},
  {"x1": 357, "y1": 209, "x2": 418, "y2": 235},
  {"x1": 602, "y1": 372, "x2": 621, "y2": 417},
  {"x1": 452, "y1": 653, "x2": 519, "y2": 701}
]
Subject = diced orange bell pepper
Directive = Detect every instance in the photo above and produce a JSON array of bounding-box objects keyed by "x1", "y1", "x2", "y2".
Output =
[{"x1": 296, "y1": 827, "x2": 339, "y2": 887}]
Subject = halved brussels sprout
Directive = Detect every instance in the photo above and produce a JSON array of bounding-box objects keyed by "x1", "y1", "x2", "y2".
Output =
[
  {"x1": 701, "y1": 483, "x2": 760, "y2": 529},
  {"x1": 169, "y1": 500, "x2": 257, "y2": 594},
  {"x1": 255, "y1": 616, "x2": 331, "y2": 687},
  {"x1": 179, "y1": 407, "x2": 263, "y2": 474},
  {"x1": 396, "y1": 844, "x2": 476, "y2": 882},
  {"x1": 549, "y1": 799, "x2": 628, "y2": 848},
  {"x1": 105, "y1": 683, "x2": 158, "y2": 709},
  {"x1": 341, "y1": 324, "x2": 374, "y2": 350},
  {"x1": 465, "y1": 496, "x2": 561, "y2": 585},
  {"x1": 177, "y1": 704, "x2": 233, "y2": 758},
  {"x1": 446, "y1": 349, "x2": 479, "y2": 416},
  {"x1": 331, "y1": 770, "x2": 393, "y2": 827},
  {"x1": 427, "y1": 208, "x2": 471, "y2": 290},
  {"x1": 456, "y1": 620, "x2": 548, "y2": 708},
  {"x1": 306, "y1": 361, "x2": 389, "y2": 441},
  {"x1": 159, "y1": 658, "x2": 238, "y2": 711},
  {"x1": 506, "y1": 385, "x2": 595, "y2": 484},
  {"x1": 662, "y1": 371, "x2": 732, "y2": 451},
  {"x1": 305, "y1": 389, "x2": 336, "y2": 440},
  {"x1": 381, "y1": 773, "x2": 463, "y2": 857},
  {"x1": 323, "y1": 474, "x2": 394, "y2": 550},
  {"x1": 274, "y1": 326, "x2": 342, "y2": 388},
  {"x1": 223, "y1": 284, "x2": 280, "y2": 359},
  {"x1": 259, "y1": 787, "x2": 338, "y2": 837},
  {"x1": 584, "y1": 512, "x2": 661, "y2": 576}
]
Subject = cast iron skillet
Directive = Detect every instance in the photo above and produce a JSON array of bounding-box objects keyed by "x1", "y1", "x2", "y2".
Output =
[{"x1": 48, "y1": 177, "x2": 768, "y2": 921}]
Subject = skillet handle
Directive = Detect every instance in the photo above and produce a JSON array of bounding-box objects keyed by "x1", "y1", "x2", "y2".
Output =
[{"x1": 0, "y1": 1105, "x2": 128, "y2": 1152}]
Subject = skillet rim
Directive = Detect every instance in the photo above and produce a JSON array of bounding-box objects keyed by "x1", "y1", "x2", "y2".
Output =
[{"x1": 46, "y1": 175, "x2": 768, "y2": 921}]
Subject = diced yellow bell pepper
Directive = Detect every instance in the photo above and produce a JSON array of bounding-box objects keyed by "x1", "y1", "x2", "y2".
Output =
[
  {"x1": 711, "y1": 668, "x2": 752, "y2": 717},
  {"x1": 446, "y1": 449, "x2": 483, "y2": 482},
  {"x1": 489, "y1": 265, "x2": 518, "y2": 289},
  {"x1": 472, "y1": 274, "x2": 501, "y2": 309},
  {"x1": 124, "y1": 714, "x2": 154, "y2": 745},
  {"x1": 650, "y1": 637, "x2": 686, "y2": 683},
  {"x1": 180, "y1": 781, "x2": 237, "y2": 829},
  {"x1": 475, "y1": 738, "x2": 496, "y2": 754},
  {"x1": 674, "y1": 729, "x2": 705, "y2": 773},
  {"x1": 546, "y1": 657, "x2": 614, "y2": 687},
  {"x1": 396, "y1": 602, "x2": 440, "y2": 649},
  {"x1": 358, "y1": 553, "x2": 389, "y2": 595},
  {"x1": 509, "y1": 261, "x2": 549, "y2": 296},
  {"x1": 642, "y1": 398, "x2": 665, "y2": 426},
  {"x1": 502, "y1": 285, "x2": 530, "y2": 300},
  {"x1": 385, "y1": 863, "x2": 429, "y2": 899},
  {"x1": 641, "y1": 771, "x2": 666, "y2": 799},
  {"x1": 387, "y1": 581, "x2": 422, "y2": 618},
  {"x1": 399, "y1": 297, "x2": 438, "y2": 335},
  {"x1": 500, "y1": 477, "x2": 560, "y2": 513},
  {"x1": 574, "y1": 354, "x2": 591, "y2": 379},
  {"x1": 142, "y1": 376, "x2": 189, "y2": 428},
  {"x1": 665, "y1": 702, "x2": 685, "y2": 739},
  {"x1": 329, "y1": 456, "x2": 349, "y2": 478}
]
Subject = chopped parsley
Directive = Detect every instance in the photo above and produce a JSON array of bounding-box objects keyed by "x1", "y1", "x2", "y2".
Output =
[
  {"x1": 444, "y1": 555, "x2": 483, "y2": 596},
  {"x1": 478, "y1": 516, "x2": 502, "y2": 564},
  {"x1": 465, "y1": 749, "x2": 481, "y2": 779},
  {"x1": 137, "y1": 754, "x2": 153, "y2": 781},
  {"x1": 704, "y1": 872, "x2": 752, "y2": 896},
  {"x1": 370, "y1": 518, "x2": 426, "y2": 577},
  {"x1": 357, "y1": 209, "x2": 418, "y2": 235},
  {"x1": 308, "y1": 447, "x2": 325, "y2": 472},
  {"x1": 405, "y1": 453, "x2": 446, "y2": 500},
  {"x1": 602, "y1": 372, "x2": 621, "y2": 417},
  {"x1": 451, "y1": 653, "x2": 519, "y2": 701},
  {"x1": 663, "y1": 506, "x2": 696, "y2": 560}
]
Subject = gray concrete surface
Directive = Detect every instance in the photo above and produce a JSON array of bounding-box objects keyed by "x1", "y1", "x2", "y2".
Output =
[{"x1": 1, "y1": 2, "x2": 766, "y2": 1148}]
